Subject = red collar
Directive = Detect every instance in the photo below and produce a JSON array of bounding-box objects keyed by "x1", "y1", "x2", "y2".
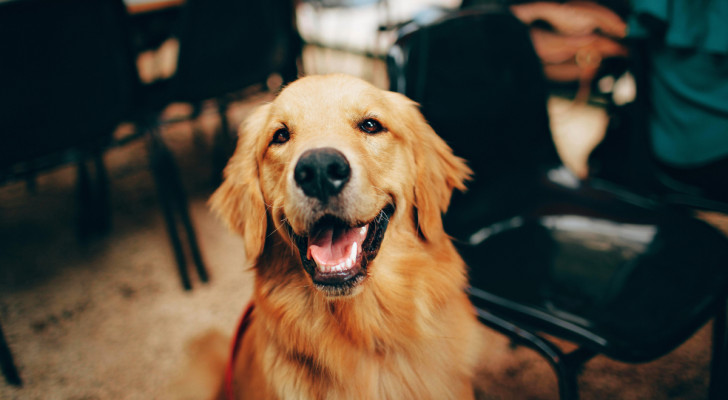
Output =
[{"x1": 224, "y1": 302, "x2": 255, "y2": 400}]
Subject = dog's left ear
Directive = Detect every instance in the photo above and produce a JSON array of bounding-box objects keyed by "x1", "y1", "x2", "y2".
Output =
[
  {"x1": 387, "y1": 92, "x2": 472, "y2": 241},
  {"x1": 209, "y1": 104, "x2": 270, "y2": 263}
]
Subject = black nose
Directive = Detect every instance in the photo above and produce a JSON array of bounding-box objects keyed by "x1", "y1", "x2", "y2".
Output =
[{"x1": 294, "y1": 148, "x2": 351, "y2": 202}]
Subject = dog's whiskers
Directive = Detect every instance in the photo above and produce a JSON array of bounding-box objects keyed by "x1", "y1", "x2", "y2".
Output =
[
  {"x1": 264, "y1": 202, "x2": 285, "y2": 211},
  {"x1": 371, "y1": 185, "x2": 389, "y2": 196},
  {"x1": 378, "y1": 208, "x2": 391, "y2": 223},
  {"x1": 266, "y1": 218, "x2": 289, "y2": 240}
]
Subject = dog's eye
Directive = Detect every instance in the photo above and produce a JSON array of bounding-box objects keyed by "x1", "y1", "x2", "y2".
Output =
[
  {"x1": 271, "y1": 128, "x2": 290, "y2": 145},
  {"x1": 358, "y1": 118, "x2": 384, "y2": 134}
]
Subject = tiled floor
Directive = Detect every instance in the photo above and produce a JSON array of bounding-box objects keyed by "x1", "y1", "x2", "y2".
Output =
[{"x1": 1, "y1": 33, "x2": 724, "y2": 400}]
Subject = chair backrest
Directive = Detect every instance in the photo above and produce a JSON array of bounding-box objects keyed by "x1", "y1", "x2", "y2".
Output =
[
  {"x1": 387, "y1": 9, "x2": 562, "y2": 185},
  {"x1": 0, "y1": 0, "x2": 138, "y2": 173},
  {"x1": 172, "y1": 0, "x2": 300, "y2": 102}
]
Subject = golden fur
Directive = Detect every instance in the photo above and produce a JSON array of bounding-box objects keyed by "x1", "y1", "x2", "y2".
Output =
[{"x1": 209, "y1": 74, "x2": 485, "y2": 400}]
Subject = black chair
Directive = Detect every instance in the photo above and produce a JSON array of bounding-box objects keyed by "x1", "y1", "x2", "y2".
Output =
[
  {"x1": 0, "y1": 0, "x2": 138, "y2": 238},
  {"x1": 170, "y1": 0, "x2": 300, "y2": 103},
  {"x1": 388, "y1": 9, "x2": 728, "y2": 400},
  {"x1": 0, "y1": 0, "x2": 143, "y2": 386},
  {"x1": 0, "y1": 320, "x2": 21, "y2": 386},
  {"x1": 143, "y1": 0, "x2": 302, "y2": 181},
  {"x1": 131, "y1": 0, "x2": 302, "y2": 290},
  {"x1": 0, "y1": 0, "x2": 212, "y2": 293}
]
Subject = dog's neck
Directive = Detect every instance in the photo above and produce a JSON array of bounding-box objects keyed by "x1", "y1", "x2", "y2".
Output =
[
  {"x1": 251, "y1": 229, "x2": 468, "y2": 354},
  {"x1": 241, "y1": 228, "x2": 480, "y2": 400}
]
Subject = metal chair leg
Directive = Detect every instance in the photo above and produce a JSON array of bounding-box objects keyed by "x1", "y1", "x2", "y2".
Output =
[
  {"x1": 148, "y1": 127, "x2": 208, "y2": 290},
  {"x1": 92, "y1": 151, "x2": 111, "y2": 235},
  {"x1": 190, "y1": 104, "x2": 206, "y2": 152},
  {"x1": 211, "y1": 99, "x2": 234, "y2": 185},
  {"x1": 76, "y1": 151, "x2": 111, "y2": 240},
  {"x1": 165, "y1": 139, "x2": 209, "y2": 284},
  {"x1": 76, "y1": 159, "x2": 93, "y2": 239},
  {"x1": 709, "y1": 300, "x2": 728, "y2": 399},
  {"x1": 0, "y1": 320, "x2": 21, "y2": 386},
  {"x1": 174, "y1": 196, "x2": 208, "y2": 284},
  {"x1": 473, "y1": 306, "x2": 586, "y2": 400},
  {"x1": 149, "y1": 128, "x2": 192, "y2": 290}
]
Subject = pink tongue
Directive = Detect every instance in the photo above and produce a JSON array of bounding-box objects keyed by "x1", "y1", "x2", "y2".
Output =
[{"x1": 308, "y1": 226, "x2": 360, "y2": 265}]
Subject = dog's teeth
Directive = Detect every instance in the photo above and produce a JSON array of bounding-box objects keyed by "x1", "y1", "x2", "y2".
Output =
[
  {"x1": 314, "y1": 242, "x2": 360, "y2": 275},
  {"x1": 350, "y1": 242, "x2": 358, "y2": 259},
  {"x1": 360, "y1": 226, "x2": 367, "y2": 236}
]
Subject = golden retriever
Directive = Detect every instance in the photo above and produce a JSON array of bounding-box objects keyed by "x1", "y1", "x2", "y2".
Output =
[{"x1": 209, "y1": 74, "x2": 485, "y2": 400}]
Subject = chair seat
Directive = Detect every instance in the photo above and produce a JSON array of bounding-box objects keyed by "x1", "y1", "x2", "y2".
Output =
[{"x1": 458, "y1": 166, "x2": 728, "y2": 363}]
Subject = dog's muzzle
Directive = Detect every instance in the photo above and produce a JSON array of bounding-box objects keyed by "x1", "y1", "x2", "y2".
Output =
[{"x1": 289, "y1": 204, "x2": 395, "y2": 297}]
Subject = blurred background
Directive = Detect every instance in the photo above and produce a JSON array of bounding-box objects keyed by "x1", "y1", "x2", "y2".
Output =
[{"x1": 1, "y1": 0, "x2": 727, "y2": 399}]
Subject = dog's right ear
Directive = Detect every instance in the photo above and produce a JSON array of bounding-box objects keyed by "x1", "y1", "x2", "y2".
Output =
[
  {"x1": 385, "y1": 92, "x2": 472, "y2": 242},
  {"x1": 209, "y1": 104, "x2": 271, "y2": 263}
]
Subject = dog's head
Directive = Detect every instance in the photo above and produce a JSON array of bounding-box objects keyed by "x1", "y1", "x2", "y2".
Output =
[{"x1": 211, "y1": 75, "x2": 470, "y2": 298}]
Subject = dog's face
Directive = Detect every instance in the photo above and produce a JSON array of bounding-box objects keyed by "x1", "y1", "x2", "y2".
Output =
[{"x1": 211, "y1": 75, "x2": 470, "y2": 298}]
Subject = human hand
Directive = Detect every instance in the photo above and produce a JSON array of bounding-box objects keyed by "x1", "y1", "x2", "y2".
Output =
[{"x1": 511, "y1": 1, "x2": 627, "y2": 39}]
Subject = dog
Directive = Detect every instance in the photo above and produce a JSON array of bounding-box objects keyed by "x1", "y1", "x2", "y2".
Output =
[{"x1": 209, "y1": 74, "x2": 486, "y2": 399}]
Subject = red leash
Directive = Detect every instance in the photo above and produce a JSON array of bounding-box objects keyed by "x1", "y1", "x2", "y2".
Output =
[{"x1": 224, "y1": 302, "x2": 255, "y2": 400}]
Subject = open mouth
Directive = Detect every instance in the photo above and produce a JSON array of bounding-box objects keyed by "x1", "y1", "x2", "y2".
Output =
[{"x1": 290, "y1": 204, "x2": 395, "y2": 297}]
